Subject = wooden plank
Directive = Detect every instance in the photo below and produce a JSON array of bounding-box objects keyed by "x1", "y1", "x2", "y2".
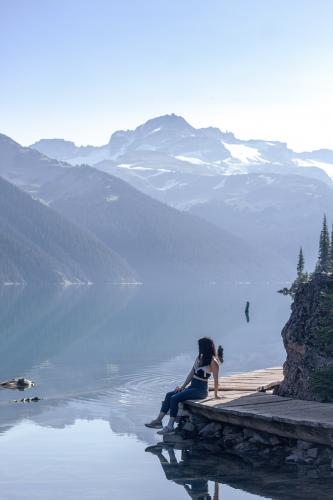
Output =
[
  {"x1": 184, "y1": 367, "x2": 333, "y2": 446},
  {"x1": 209, "y1": 367, "x2": 283, "y2": 393}
]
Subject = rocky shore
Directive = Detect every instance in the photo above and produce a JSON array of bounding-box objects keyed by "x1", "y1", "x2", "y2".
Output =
[
  {"x1": 277, "y1": 273, "x2": 333, "y2": 401},
  {"x1": 166, "y1": 411, "x2": 333, "y2": 475}
]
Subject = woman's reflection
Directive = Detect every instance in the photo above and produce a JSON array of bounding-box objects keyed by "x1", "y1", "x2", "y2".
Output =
[{"x1": 146, "y1": 444, "x2": 219, "y2": 500}]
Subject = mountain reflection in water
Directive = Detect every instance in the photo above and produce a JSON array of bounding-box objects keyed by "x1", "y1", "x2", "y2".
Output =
[{"x1": 0, "y1": 282, "x2": 323, "y2": 499}]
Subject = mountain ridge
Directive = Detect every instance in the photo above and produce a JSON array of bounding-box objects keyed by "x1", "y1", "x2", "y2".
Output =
[
  {"x1": 30, "y1": 114, "x2": 333, "y2": 182},
  {"x1": 0, "y1": 133, "x2": 266, "y2": 283}
]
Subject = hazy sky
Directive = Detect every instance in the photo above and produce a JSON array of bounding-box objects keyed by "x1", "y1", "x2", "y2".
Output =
[{"x1": 1, "y1": 0, "x2": 333, "y2": 151}]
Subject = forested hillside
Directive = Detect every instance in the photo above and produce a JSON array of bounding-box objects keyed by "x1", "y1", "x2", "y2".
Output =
[{"x1": 0, "y1": 175, "x2": 134, "y2": 284}]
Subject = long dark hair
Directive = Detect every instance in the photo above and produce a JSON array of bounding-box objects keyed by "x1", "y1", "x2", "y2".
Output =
[{"x1": 198, "y1": 337, "x2": 217, "y2": 366}]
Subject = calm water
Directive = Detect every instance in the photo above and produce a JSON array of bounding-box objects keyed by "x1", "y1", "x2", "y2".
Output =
[{"x1": 0, "y1": 283, "x2": 330, "y2": 499}]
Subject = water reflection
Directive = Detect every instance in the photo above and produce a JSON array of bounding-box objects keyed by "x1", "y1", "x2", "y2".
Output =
[
  {"x1": 146, "y1": 441, "x2": 333, "y2": 500},
  {"x1": 0, "y1": 282, "x2": 295, "y2": 499},
  {"x1": 146, "y1": 444, "x2": 219, "y2": 500},
  {"x1": 0, "y1": 283, "x2": 289, "y2": 429}
]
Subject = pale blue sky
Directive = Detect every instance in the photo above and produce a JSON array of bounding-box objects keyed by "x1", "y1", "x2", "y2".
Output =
[{"x1": 1, "y1": 0, "x2": 333, "y2": 150}]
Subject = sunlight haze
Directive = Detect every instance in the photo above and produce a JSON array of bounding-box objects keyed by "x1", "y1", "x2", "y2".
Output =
[{"x1": 1, "y1": 0, "x2": 333, "y2": 151}]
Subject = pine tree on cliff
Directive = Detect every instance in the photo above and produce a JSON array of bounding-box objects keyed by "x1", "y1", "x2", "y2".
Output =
[
  {"x1": 316, "y1": 214, "x2": 331, "y2": 273},
  {"x1": 297, "y1": 247, "x2": 305, "y2": 280},
  {"x1": 289, "y1": 247, "x2": 307, "y2": 294}
]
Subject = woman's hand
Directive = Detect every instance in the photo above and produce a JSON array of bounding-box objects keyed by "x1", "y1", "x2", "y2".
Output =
[{"x1": 174, "y1": 386, "x2": 184, "y2": 392}]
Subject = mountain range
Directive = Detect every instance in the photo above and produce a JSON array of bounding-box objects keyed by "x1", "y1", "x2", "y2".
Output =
[
  {"x1": 30, "y1": 114, "x2": 333, "y2": 275},
  {"x1": 31, "y1": 113, "x2": 333, "y2": 187},
  {"x1": 0, "y1": 133, "x2": 263, "y2": 284}
]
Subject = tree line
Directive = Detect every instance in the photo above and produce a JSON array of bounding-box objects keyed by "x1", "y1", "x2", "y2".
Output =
[
  {"x1": 278, "y1": 215, "x2": 333, "y2": 296},
  {"x1": 291, "y1": 214, "x2": 333, "y2": 293}
]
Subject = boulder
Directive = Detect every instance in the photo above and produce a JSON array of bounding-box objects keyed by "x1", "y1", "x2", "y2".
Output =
[
  {"x1": 307, "y1": 447, "x2": 319, "y2": 459},
  {"x1": 199, "y1": 422, "x2": 222, "y2": 438}
]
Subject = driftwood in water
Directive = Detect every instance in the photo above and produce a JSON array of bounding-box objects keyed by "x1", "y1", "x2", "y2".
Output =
[{"x1": 245, "y1": 301, "x2": 250, "y2": 322}]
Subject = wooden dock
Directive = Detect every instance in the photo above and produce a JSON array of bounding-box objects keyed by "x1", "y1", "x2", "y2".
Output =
[{"x1": 185, "y1": 367, "x2": 333, "y2": 446}]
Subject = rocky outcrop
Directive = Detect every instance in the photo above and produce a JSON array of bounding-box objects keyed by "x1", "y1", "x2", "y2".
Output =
[
  {"x1": 277, "y1": 274, "x2": 333, "y2": 401},
  {"x1": 164, "y1": 416, "x2": 333, "y2": 473}
]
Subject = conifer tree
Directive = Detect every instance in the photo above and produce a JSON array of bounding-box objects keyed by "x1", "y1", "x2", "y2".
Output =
[
  {"x1": 317, "y1": 214, "x2": 331, "y2": 273},
  {"x1": 297, "y1": 247, "x2": 305, "y2": 279}
]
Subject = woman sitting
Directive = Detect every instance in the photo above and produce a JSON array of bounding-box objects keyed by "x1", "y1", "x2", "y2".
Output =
[{"x1": 145, "y1": 337, "x2": 221, "y2": 435}]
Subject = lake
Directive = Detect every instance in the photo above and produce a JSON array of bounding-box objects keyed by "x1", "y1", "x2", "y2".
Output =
[{"x1": 0, "y1": 283, "x2": 331, "y2": 499}]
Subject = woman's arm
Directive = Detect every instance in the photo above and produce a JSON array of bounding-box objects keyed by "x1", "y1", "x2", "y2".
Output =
[
  {"x1": 177, "y1": 367, "x2": 194, "y2": 391},
  {"x1": 211, "y1": 359, "x2": 220, "y2": 398}
]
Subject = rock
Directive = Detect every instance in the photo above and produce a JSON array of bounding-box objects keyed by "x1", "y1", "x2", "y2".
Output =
[
  {"x1": 0, "y1": 378, "x2": 34, "y2": 390},
  {"x1": 182, "y1": 422, "x2": 195, "y2": 433},
  {"x1": 297, "y1": 440, "x2": 313, "y2": 450},
  {"x1": 15, "y1": 396, "x2": 41, "y2": 403},
  {"x1": 190, "y1": 414, "x2": 210, "y2": 425},
  {"x1": 269, "y1": 435, "x2": 282, "y2": 446},
  {"x1": 315, "y1": 447, "x2": 333, "y2": 465},
  {"x1": 245, "y1": 430, "x2": 281, "y2": 447},
  {"x1": 199, "y1": 422, "x2": 222, "y2": 438},
  {"x1": 285, "y1": 452, "x2": 306, "y2": 464},
  {"x1": 248, "y1": 431, "x2": 274, "y2": 446},
  {"x1": 277, "y1": 274, "x2": 333, "y2": 402},
  {"x1": 232, "y1": 441, "x2": 258, "y2": 454},
  {"x1": 195, "y1": 422, "x2": 209, "y2": 432},
  {"x1": 307, "y1": 447, "x2": 319, "y2": 459},
  {"x1": 222, "y1": 424, "x2": 242, "y2": 436},
  {"x1": 223, "y1": 432, "x2": 244, "y2": 448},
  {"x1": 243, "y1": 428, "x2": 255, "y2": 440}
]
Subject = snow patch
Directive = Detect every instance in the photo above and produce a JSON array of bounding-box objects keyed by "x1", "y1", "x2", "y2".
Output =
[
  {"x1": 175, "y1": 155, "x2": 208, "y2": 165},
  {"x1": 105, "y1": 195, "x2": 119, "y2": 202},
  {"x1": 293, "y1": 158, "x2": 333, "y2": 179},
  {"x1": 32, "y1": 197, "x2": 50, "y2": 206},
  {"x1": 117, "y1": 164, "x2": 155, "y2": 171},
  {"x1": 223, "y1": 143, "x2": 266, "y2": 164},
  {"x1": 117, "y1": 163, "x2": 134, "y2": 169}
]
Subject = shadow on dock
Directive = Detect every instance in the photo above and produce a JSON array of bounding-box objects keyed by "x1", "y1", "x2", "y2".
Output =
[{"x1": 146, "y1": 441, "x2": 333, "y2": 500}]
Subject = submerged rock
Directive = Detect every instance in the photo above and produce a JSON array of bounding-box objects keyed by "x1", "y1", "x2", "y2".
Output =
[
  {"x1": 13, "y1": 396, "x2": 42, "y2": 403},
  {"x1": 0, "y1": 378, "x2": 34, "y2": 390}
]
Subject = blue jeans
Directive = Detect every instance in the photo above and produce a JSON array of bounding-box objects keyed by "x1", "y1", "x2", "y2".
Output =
[{"x1": 160, "y1": 378, "x2": 208, "y2": 418}]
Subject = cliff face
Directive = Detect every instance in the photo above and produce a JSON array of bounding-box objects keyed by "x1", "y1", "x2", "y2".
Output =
[{"x1": 278, "y1": 274, "x2": 333, "y2": 401}]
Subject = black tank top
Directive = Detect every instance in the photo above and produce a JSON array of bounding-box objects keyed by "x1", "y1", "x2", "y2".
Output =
[{"x1": 193, "y1": 357, "x2": 212, "y2": 380}]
